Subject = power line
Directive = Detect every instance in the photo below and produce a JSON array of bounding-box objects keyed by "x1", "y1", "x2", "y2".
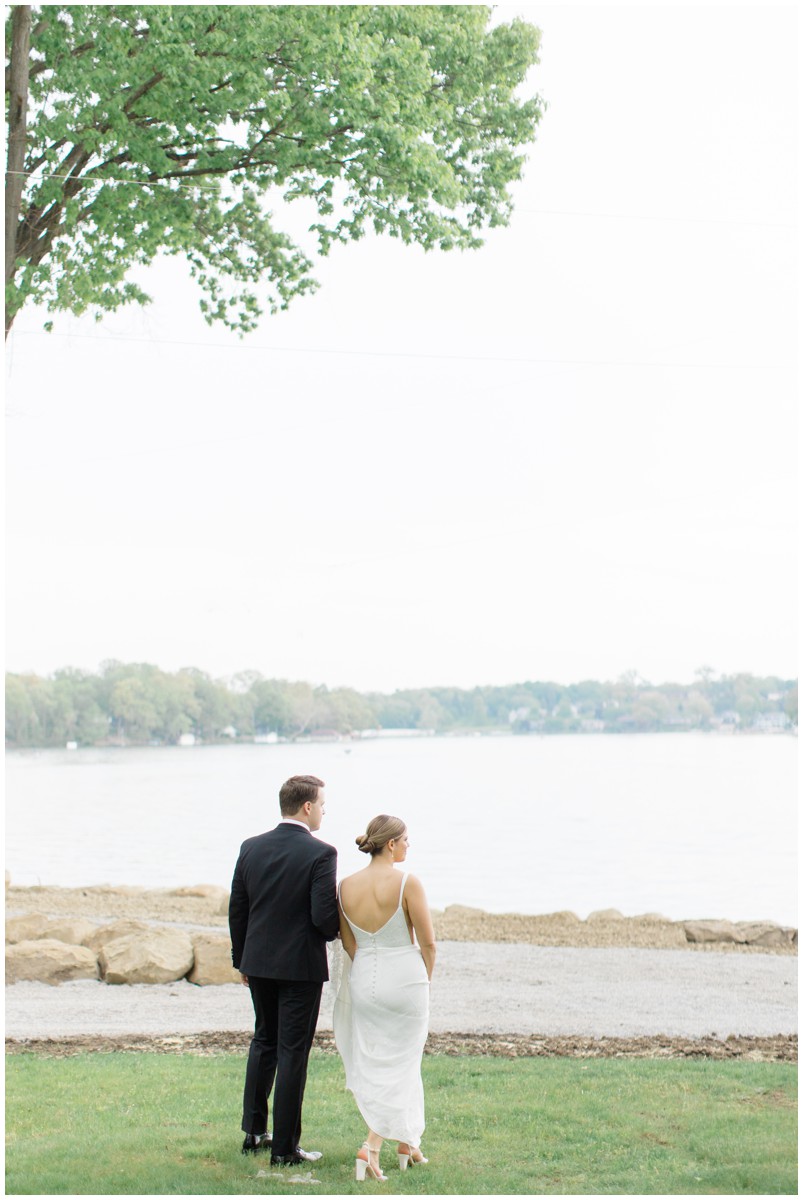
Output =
[
  {"x1": 515, "y1": 206, "x2": 794, "y2": 230},
  {"x1": 8, "y1": 326, "x2": 785, "y2": 370},
  {"x1": 5, "y1": 168, "x2": 225, "y2": 194},
  {"x1": 5, "y1": 169, "x2": 794, "y2": 228}
]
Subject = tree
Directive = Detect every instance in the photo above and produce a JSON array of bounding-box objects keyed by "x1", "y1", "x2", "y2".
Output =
[
  {"x1": 630, "y1": 690, "x2": 671, "y2": 730},
  {"x1": 783, "y1": 685, "x2": 797, "y2": 727},
  {"x1": 109, "y1": 675, "x2": 160, "y2": 741},
  {"x1": 251, "y1": 678, "x2": 294, "y2": 736},
  {"x1": 5, "y1": 673, "x2": 39, "y2": 744},
  {"x1": 51, "y1": 666, "x2": 109, "y2": 743},
  {"x1": 5, "y1": 5, "x2": 543, "y2": 336},
  {"x1": 314, "y1": 686, "x2": 375, "y2": 734},
  {"x1": 176, "y1": 668, "x2": 225, "y2": 739}
]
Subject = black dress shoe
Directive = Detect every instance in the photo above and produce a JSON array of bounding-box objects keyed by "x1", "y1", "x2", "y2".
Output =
[
  {"x1": 270, "y1": 1152, "x2": 307, "y2": 1167},
  {"x1": 242, "y1": 1132, "x2": 272, "y2": 1154}
]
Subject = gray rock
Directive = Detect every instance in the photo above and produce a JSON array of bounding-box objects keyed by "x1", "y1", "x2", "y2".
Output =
[
  {"x1": 44, "y1": 918, "x2": 98, "y2": 946},
  {"x1": 6, "y1": 913, "x2": 51, "y2": 943},
  {"x1": 684, "y1": 920, "x2": 740, "y2": 943},
  {"x1": 84, "y1": 920, "x2": 152, "y2": 954},
  {"x1": 6, "y1": 938, "x2": 99, "y2": 985},
  {"x1": 684, "y1": 919, "x2": 798, "y2": 946},
  {"x1": 733, "y1": 922, "x2": 796, "y2": 947},
  {"x1": 187, "y1": 934, "x2": 241, "y2": 986},
  {"x1": 100, "y1": 929, "x2": 194, "y2": 985}
]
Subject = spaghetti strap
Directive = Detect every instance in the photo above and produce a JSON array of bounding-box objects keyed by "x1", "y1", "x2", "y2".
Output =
[{"x1": 398, "y1": 872, "x2": 409, "y2": 908}]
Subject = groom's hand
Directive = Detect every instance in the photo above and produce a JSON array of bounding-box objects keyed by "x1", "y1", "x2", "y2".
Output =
[{"x1": 240, "y1": 972, "x2": 249, "y2": 986}]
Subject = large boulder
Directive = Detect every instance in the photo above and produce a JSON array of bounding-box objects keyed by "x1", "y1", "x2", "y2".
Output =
[
  {"x1": 100, "y1": 929, "x2": 194, "y2": 984},
  {"x1": 187, "y1": 934, "x2": 241, "y2": 985},
  {"x1": 733, "y1": 922, "x2": 796, "y2": 947},
  {"x1": 6, "y1": 913, "x2": 51, "y2": 943},
  {"x1": 586, "y1": 909, "x2": 625, "y2": 922},
  {"x1": 6, "y1": 938, "x2": 99, "y2": 984},
  {"x1": 684, "y1": 920, "x2": 740, "y2": 944},
  {"x1": 684, "y1": 919, "x2": 798, "y2": 946},
  {"x1": 44, "y1": 918, "x2": 99, "y2": 946},
  {"x1": 84, "y1": 920, "x2": 152, "y2": 954}
]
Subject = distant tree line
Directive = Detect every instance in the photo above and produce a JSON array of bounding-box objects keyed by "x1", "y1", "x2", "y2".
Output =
[{"x1": 4, "y1": 663, "x2": 797, "y2": 748}]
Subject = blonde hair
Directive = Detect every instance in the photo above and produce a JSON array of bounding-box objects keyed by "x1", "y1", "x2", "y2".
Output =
[{"x1": 355, "y1": 814, "x2": 406, "y2": 857}]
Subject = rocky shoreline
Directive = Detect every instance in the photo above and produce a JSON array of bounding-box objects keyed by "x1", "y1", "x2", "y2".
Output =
[{"x1": 5, "y1": 883, "x2": 798, "y2": 959}]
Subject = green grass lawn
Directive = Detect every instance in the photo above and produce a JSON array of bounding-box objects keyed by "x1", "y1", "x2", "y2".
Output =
[{"x1": 5, "y1": 1051, "x2": 797, "y2": 1195}]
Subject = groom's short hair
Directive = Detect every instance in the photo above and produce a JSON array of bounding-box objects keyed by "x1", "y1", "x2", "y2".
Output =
[{"x1": 279, "y1": 774, "x2": 325, "y2": 815}]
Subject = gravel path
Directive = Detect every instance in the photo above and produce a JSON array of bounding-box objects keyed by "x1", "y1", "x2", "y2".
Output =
[{"x1": 5, "y1": 941, "x2": 796, "y2": 1041}]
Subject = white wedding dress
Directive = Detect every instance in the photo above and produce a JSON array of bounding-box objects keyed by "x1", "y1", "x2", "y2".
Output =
[{"x1": 333, "y1": 873, "x2": 429, "y2": 1144}]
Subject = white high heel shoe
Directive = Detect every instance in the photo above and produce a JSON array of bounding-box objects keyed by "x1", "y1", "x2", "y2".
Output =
[
  {"x1": 397, "y1": 1144, "x2": 428, "y2": 1171},
  {"x1": 356, "y1": 1143, "x2": 387, "y2": 1182}
]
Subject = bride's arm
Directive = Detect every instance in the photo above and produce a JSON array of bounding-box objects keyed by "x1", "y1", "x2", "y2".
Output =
[
  {"x1": 404, "y1": 875, "x2": 437, "y2": 980},
  {"x1": 339, "y1": 905, "x2": 357, "y2": 961}
]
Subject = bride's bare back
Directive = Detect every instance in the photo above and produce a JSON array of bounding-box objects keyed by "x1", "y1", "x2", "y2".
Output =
[{"x1": 340, "y1": 866, "x2": 409, "y2": 934}]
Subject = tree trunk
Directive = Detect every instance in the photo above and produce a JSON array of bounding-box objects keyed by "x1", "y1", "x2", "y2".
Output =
[{"x1": 5, "y1": 5, "x2": 31, "y2": 339}]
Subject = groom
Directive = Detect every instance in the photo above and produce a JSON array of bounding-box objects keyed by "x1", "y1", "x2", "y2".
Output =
[{"x1": 229, "y1": 774, "x2": 339, "y2": 1165}]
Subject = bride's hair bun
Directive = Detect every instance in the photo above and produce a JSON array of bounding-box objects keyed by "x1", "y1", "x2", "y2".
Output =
[{"x1": 356, "y1": 815, "x2": 407, "y2": 858}]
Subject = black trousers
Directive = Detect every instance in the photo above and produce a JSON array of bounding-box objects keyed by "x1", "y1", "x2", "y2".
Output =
[{"x1": 242, "y1": 976, "x2": 323, "y2": 1156}]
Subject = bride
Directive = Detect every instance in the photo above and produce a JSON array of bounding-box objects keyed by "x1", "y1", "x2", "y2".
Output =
[{"x1": 333, "y1": 814, "x2": 436, "y2": 1182}]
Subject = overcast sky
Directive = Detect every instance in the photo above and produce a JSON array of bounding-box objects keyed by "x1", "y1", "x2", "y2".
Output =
[{"x1": 5, "y1": 2, "x2": 798, "y2": 693}]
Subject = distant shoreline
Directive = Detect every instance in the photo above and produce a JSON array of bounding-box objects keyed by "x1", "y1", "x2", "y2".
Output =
[
  {"x1": 6, "y1": 726, "x2": 798, "y2": 752},
  {"x1": 5, "y1": 665, "x2": 797, "y2": 746}
]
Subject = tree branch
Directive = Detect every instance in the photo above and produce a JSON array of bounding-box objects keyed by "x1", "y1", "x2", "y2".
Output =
[
  {"x1": 15, "y1": 145, "x2": 92, "y2": 262},
  {"x1": 121, "y1": 71, "x2": 164, "y2": 114}
]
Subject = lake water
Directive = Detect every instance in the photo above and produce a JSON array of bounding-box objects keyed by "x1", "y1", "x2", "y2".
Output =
[{"x1": 4, "y1": 734, "x2": 797, "y2": 924}]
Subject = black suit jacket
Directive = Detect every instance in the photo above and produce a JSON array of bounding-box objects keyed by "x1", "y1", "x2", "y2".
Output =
[{"x1": 229, "y1": 822, "x2": 339, "y2": 981}]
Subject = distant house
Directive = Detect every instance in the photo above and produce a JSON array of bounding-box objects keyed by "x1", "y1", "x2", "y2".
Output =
[
  {"x1": 178, "y1": 733, "x2": 197, "y2": 747},
  {"x1": 580, "y1": 719, "x2": 605, "y2": 733},
  {"x1": 753, "y1": 712, "x2": 790, "y2": 732}
]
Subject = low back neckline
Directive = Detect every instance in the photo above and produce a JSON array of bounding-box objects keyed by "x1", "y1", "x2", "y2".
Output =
[{"x1": 339, "y1": 872, "x2": 408, "y2": 935}]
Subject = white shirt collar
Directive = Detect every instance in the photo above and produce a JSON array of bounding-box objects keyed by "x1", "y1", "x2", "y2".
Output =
[{"x1": 281, "y1": 818, "x2": 311, "y2": 833}]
